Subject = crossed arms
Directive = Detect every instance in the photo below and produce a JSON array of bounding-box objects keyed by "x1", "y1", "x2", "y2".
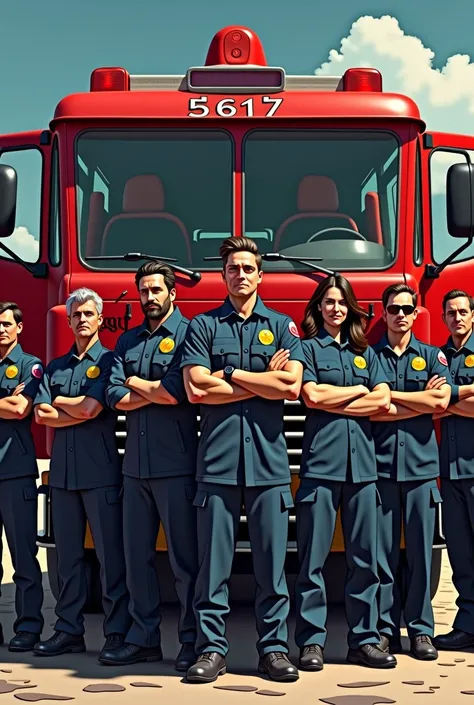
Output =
[{"x1": 184, "y1": 349, "x2": 303, "y2": 405}]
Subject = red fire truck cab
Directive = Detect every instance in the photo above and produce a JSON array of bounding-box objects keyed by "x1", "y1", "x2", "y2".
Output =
[{"x1": 1, "y1": 25, "x2": 474, "y2": 608}]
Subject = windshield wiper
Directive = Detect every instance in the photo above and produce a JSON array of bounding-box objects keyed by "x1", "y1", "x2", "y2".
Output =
[
  {"x1": 204, "y1": 252, "x2": 336, "y2": 276},
  {"x1": 86, "y1": 253, "x2": 201, "y2": 282}
]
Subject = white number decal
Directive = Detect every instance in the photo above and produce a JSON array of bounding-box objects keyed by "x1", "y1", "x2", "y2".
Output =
[
  {"x1": 187, "y1": 96, "x2": 283, "y2": 117},
  {"x1": 262, "y1": 96, "x2": 283, "y2": 117},
  {"x1": 240, "y1": 98, "x2": 254, "y2": 117},
  {"x1": 216, "y1": 98, "x2": 237, "y2": 117},
  {"x1": 188, "y1": 97, "x2": 210, "y2": 117}
]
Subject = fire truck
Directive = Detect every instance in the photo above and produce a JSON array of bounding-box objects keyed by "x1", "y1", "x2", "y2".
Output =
[{"x1": 0, "y1": 25, "x2": 473, "y2": 609}]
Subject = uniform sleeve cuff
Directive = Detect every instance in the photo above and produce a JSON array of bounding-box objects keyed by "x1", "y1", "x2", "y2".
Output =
[
  {"x1": 105, "y1": 386, "x2": 129, "y2": 410},
  {"x1": 161, "y1": 377, "x2": 186, "y2": 405},
  {"x1": 179, "y1": 357, "x2": 210, "y2": 370},
  {"x1": 34, "y1": 393, "x2": 52, "y2": 406},
  {"x1": 450, "y1": 384, "x2": 460, "y2": 405}
]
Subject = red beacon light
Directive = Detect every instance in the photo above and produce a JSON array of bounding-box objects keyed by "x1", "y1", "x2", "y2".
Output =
[
  {"x1": 205, "y1": 26, "x2": 267, "y2": 66},
  {"x1": 187, "y1": 26, "x2": 285, "y2": 94},
  {"x1": 343, "y1": 68, "x2": 382, "y2": 92},
  {"x1": 90, "y1": 67, "x2": 130, "y2": 92}
]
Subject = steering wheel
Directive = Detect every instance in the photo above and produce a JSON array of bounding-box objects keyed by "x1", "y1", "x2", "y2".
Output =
[{"x1": 307, "y1": 227, "x2": 367, "y2": 242}]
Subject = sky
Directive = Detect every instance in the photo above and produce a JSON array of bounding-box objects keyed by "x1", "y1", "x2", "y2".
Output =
[{"x1": 2, "y1": 0, "x2": 474, "y2": 261}]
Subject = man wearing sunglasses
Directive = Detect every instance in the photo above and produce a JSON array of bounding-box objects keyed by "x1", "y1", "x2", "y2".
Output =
[{"x1": 371, "y1": 284, "x2": 451, "y2": 661}]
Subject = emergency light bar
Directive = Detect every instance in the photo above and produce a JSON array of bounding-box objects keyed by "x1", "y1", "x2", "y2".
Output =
[
  {"x1": 89, "y1": 26, "x2": 382, "y2": 94},
  {"x1": 186, "y1": 66, "x2": 285, "y2": 93}
]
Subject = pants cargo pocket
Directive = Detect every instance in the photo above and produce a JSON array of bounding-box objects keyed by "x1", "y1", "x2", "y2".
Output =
[
  {"x1": 193, "y1": 490, "x2": 208, "y2": 508},
  {"x1": 295, "y1": 486, "x2": 317, "y2": 504},
  {"x1": 430, "y1": 486, "x2": 443, "y2": 507},
  {"x1": 106, "y1": 487, "x2": 122, "y2": 504},
  {"x1": 23, "y1": 485, "x2": 38, "y2": 501},
  {"x1": 280, "y1": 488, "x2": 295, "y2": 512}
]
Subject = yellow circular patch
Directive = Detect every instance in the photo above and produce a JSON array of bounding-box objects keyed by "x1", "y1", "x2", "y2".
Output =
[
  {"x1": 353, "y1": 356, "x2": 367, "y2": 370},
  {"x1": 465, "y1": 354, "x2": 474, "y2": 368},
  {"x1": 86, "y1": 365, "x2": 101, "y2": 379},
  {"x1": 411, "y1": 356, "x2": 427, "y2": 371},
  {"x1": 258, "y1": 329, "x2": 274, "y2": 345},
  {"x1": 159, "y1": 338, "x2": 175, "y2": 353},
  {"x1": 5, "y1": 365, "x2": 18, "y2": 379}
]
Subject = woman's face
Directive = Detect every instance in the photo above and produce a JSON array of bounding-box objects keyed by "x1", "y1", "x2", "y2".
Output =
[{"x1": 318, "y1": 286, "x2": 348, "y2": 330}]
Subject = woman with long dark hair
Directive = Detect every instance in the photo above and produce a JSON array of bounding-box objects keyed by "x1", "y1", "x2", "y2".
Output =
[{"x1": 295, "y1": 275, "x2": 394, "y2": 671}]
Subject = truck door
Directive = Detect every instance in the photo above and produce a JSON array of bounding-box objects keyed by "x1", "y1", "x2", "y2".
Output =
[
  {"x1": 0, "y1": 131, "x2": 52, "y2": 361},
  {"x1": 420, "y1": 131, "x2": 474, "y2": 347}
]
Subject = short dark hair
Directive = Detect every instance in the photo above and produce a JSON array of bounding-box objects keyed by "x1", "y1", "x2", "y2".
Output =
[
  {"x1": 442, "y1": 289, "x2": 474, "y2": 312},
  {"x1": 382, "y1": 284, "x2": 417, "y2": 309},
  {"x1": 0, "y1": 301, "x2": 22, "y2": 324},
  {"x1": 219, "y1": 236, "x2": 263, "y2": 270},
  {"x1": 134, "y1": 261, "x2": 176, "y2": 293}
]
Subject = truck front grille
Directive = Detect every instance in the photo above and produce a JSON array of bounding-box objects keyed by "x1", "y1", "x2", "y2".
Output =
[{"x1": 115, "y1": 400, "x2": 306, "y2": 551}]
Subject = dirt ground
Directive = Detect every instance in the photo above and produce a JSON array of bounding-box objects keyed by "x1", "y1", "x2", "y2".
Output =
[{"x1": 0, "y1": 542, "x2": 472, "y2": 704}]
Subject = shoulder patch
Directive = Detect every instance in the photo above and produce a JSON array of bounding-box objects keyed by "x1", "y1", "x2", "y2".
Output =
[
  {"x1": 288, "y1": 321, "x2": 300, "y2": 338},
  {"x1": 438, "y1": 350, "x2": 448, "y2": 366},
  {"x1": 31, "y1": 363, "x2": 43, "y2": 379}
]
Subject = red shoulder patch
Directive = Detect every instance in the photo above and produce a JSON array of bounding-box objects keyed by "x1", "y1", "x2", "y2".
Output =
[
  {"x1": 438, "y1": 350, "x2": 448, "y2": 366},
  {"x1": 31, "y1": 363, "x2": 43, "y2": 379},
  {"x1": 288, "y1": 321, "x2": 300, "y2": 338}
]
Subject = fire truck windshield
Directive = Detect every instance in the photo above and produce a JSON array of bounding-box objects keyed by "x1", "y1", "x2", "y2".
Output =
[
  {"x1": 243, "y1": 130, "x2": 399, "y2": 271},
  {"x1": 76, "y1": 129, "x2": 399, "y2": 272}
]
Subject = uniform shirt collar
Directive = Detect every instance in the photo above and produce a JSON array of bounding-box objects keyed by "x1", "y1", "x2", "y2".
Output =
[
  {"x1": 68, "y1": 338, "x2": 103, "y2": 362},
  {"x1": 445, "y1": 331, "x2": 474, "y2": 353},
  {"x1": 380, "y1": 332, "x2": 421, "y2": 355},
  {"x1": 1, "y1": 342, "x2": 23, "y2": 364},
  {"x1": 138, "y1": 306, "x2": 183, "y2": 338},
  {"x1": 315, "y1": 328, "x2": 349, "y2": 349},
  {"x1": 218, "y1": 295, "x2": 268, "y2": 321}
]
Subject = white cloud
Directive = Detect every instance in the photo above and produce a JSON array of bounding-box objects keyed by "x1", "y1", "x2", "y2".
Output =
[
  {"x1": 315, "y1": 16, "x2": 474, "y2": 198},
  {"x1": 1, "y1": 226, "x2": 39, "y2": 263},
  {"x1": 316, "y1": 15, "x2": 474, "y2": 136}
]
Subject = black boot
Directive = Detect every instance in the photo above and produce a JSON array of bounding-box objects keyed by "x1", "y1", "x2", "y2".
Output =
[
  {"x1": 186, "y1": 653, "x2": 226, "y2": 683},
  {"x1": 299, "y1": 645, "x2": 323, "y2": 671},
  {"x1": 258, "y1": 652, "x2": 299, "y2": 682},
  {"x1": 99, "y1": 642, "x2": 162, "y2": 665},
  {"x1": 410, "y1": 635, "x2": 438, "y2": 660},
  {"x1": 34, "y1": 631, "x2": 85, "y2": 656},
  {"x1": 347, "y1": 644, "x2": 397, "y2": 668},
  {"x1": 9, "y1": 632, "x2": 40, "y2": 653},
  {"x1": 99, "y1": 634, "x2": 125, "y2": 661},
  {"x1": 433, "y1": 629, "x2": 474, "y2": 651},
  {"x1": 175, "y1": 643, "x2": 197, "y2": 672}
]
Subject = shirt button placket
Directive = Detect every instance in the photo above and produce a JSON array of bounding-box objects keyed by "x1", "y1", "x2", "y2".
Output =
[{"x1": 242, "y1": 323, "x2": 254, "y2": 485}]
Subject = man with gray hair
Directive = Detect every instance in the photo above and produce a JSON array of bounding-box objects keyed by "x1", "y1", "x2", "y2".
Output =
[{"x1": 32, "y1": 288, "x2": 130, "y2": 658}]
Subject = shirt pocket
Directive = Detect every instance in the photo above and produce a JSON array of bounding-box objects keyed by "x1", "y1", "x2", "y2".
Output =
[
  {"x1": 211, "y1": 338, "x2": 240, "y2": 370},
  {"x1": 50, "y1": 373, "x2": 70, "y2": 397},
  {"x1": 250, "y1": 344, "x2": 276, "y2": 373},
  {"x1": 405, "y1": 368, "x2": 428, "y2": 392},
  {"x1": 315, "y1": 356, "x2": 343, "y2": 385},
  {"x1": 151, "y1": 351, "x2": 174, "y2": 380},
  {"x1": 124, "y1": 351, "x2": 141, "y2": 376}
]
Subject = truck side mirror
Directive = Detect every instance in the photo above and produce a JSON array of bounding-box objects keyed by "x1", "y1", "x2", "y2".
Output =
[
  {"x1": 447, "y1": 162, "x2": 474, "y2": 238},
  {"x1": 0, "y1": 164, "x2": 17, "y2": 238}
]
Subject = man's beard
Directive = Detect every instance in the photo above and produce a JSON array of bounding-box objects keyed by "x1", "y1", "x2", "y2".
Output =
[{"x1": 142, "y1": 296, "x2": 172, "y2": 321}]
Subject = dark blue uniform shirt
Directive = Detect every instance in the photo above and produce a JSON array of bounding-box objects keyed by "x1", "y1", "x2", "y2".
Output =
[
  {"x1": 300, "y1": 329, "x2": 388, "y2": 484},
  {"x1": 180, "y1": 296, "x2": 305, "y2": 487},
  {"x1": 440, "y1": 333, "x2": 474, "y2": 480},
  {"x1": 106, "y1": 306, "x2": 197, "y2": 479},
  {"x1": 35, "y1": 340, "x2": 121, "y2": 490},
  {"x1": 0, "y1": 343, "x2": 42, "y2": 479},
  {"x1": 372, "y1": 334, "x2": 449, "y2": 481}
]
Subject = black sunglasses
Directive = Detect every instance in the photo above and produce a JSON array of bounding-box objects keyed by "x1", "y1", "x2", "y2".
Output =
[{"x1": 386, "y1": 304, "x2": 415, "y2": 315}]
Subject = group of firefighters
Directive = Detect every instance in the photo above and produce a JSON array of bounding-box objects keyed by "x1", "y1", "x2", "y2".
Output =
[{"x1": 0, "y1": 236, "x2": 474, "y2": 684}]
